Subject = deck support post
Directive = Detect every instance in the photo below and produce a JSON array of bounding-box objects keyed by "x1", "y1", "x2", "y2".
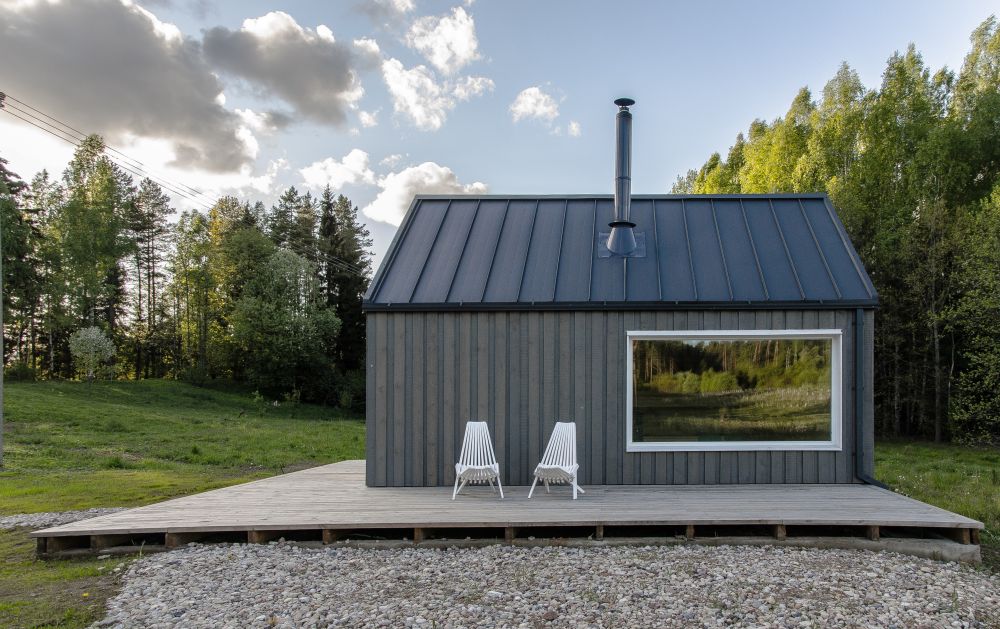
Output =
[
  {"x1": 685, "y1": 524, "x2": 695, "y2": 540},
  {"x1": 866, "y1": 526, "x2": 880, "y2": 541},
  {"x1": 955, "y1": 528, "x2": 972, "y2": 545},
  {"x1": 773, "y1": 525, "x2": 787, "y2": 541},
  {"x1": 36, "y1": 538, "x2": 48, "y2": 556},
  {"x1": 165, "y1": 532, "x2": 200, "y2": 548},
  {"x1": 322, "y1": 529, "x2": 342, "y2": 544},
  {"x1": 413, "y1": 528, "x2": 426, "y2": 544},
  {"x1": 971, "y1": 529, "x2": 980, "y2": 545},
  {"x1": 504, "y1": 527, "x2": 516, "y2": 545},
  {"x1": 594, "y1": 525, "x2": 604, "y2": 541},
  {"x1": 247, "y1": 531, "x2": 272, "y2": 544}
]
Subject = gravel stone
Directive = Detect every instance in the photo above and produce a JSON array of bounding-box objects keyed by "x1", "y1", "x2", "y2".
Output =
[
  {"x1": 0, "y1": 508, "x2": 127, "y2": 530},
  {"x1": 93, "y1": 543, "x2": 999, "y2": 628}
]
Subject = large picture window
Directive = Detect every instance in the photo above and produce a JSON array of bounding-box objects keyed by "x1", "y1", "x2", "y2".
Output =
[{"x1": 626, "y1": 330, "x2": 842, "y2": 452}]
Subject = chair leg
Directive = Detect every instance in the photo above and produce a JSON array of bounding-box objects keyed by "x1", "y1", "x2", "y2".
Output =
[
  {"x1": 496, "y1": 477, "x2": 504, "y2": 500},
  {"x1": 488, "y1": 478, "x2": 497, "y2": 493},
  {"x1": 544, "y1": 479, "x2": 550, "y2": 494},
  {"x1": 528, "y1": 476, "x2": 539, "y2": 499},
  {"x1": 452, "y1": 476, "x2": 461, "y2": 500}
]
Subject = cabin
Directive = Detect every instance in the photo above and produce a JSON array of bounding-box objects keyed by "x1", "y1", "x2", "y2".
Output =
[{"x1": 362, "y1": 99, "x2": 878, "y2": 488}]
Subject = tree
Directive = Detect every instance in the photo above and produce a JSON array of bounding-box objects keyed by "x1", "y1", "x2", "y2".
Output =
[
  {"x1": 53, "y1": 136, "x2": 133, "y2": 333},
  {"x1": 672, "y1": 17, "x2": 1000, "y2": 443},
  {"x1": 69, "y1": 326, "x2": 115, "y2": 381},
  {"x1": 321, "y1": 192, "x2": 372, "y2": 373},
  {"x1": 127, "y1": 178, "x2": 172, "y2": 378},
  {"x1": 229, "y1": 249, "x2": 340, "y2": 400},
  {"x1": 267, "y1": 187, "x2": 300, "y2": 247}
]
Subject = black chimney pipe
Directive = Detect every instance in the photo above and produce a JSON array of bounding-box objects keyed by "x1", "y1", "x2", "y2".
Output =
[{"x1": 607, "y1": 97, "x2": 637, "y2": 256}]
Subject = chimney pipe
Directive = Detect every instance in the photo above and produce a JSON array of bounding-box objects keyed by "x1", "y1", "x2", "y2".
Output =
[{"x1": 607, "y1": 97, "x2": 637, "y2": 256}]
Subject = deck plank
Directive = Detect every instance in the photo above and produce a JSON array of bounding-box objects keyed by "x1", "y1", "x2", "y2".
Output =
[{"x1": 32, "y1": 460, "x2": 982, "y2": 538}]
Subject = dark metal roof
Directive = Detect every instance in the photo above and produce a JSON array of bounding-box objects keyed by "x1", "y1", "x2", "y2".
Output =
[{"x1": 364, "y1": 194, "x2": 878, "y2": 311}]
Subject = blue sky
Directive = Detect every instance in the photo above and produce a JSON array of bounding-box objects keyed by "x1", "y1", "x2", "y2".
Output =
[{"x1": 0, "y1": 0, "x2": 994, "y2": 263}]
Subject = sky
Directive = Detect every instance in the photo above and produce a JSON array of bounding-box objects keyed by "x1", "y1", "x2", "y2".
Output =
[{"x1": 0, "y1": 0, "x2": 995, "y2": 265}]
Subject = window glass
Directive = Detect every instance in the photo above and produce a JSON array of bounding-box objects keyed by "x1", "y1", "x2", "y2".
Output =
[{"x1": 631, "y1": 337, "x2": 833, "y2": 444}]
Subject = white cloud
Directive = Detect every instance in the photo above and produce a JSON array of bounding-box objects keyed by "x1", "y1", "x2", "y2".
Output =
[
  {"x1": 389, "y1": 0, "x2": 414, "y2": 11},
  {"x1": 353, "y1": 37, "x2": 381, "y2": 59},
  {"x1": 247, "y1": 158, "x2": 290, "y2": 194},
  {"x1": 405, "y1": 6, "x2": 479, "y2": 75},
  {"x1": 453, "y1": 76, "x2": 494, "y2": 101},
  {"x1": 381, "y1": 58, "x2": 493, "y2": 131},
  {"x1": 240, "y1": 11, "x2": 303, "y2": 39},
  {"x1": 203, "y1": 11, "x2": 364, "y2": 125},
  {"x1": 234, "y1": 108, "x2": 286, "y2": 134},
  {"x1": 123, "y1": 0, "x2": 182, "y2": 43},
  {"x1": 381, "y1": 58, "x2": 454, "y2": 131},
  {"x1": 300, "y1": 149, "x2": 376, "y2": 190},
  {"x1": 568, "y1": 120, "x2": 581, "y2": 137},
  {"x1": 0, "y1": 0, "x2": 255, "y2": 171},
  {"x1": 85, "y1": 134, "x2": 291, "y2": 207},
  {"x1": 316, "y1": 24, "x2": 335, "y2": 43},
  {"x1": 363, "y1": 162, "x2": 487, "y2": 226},
  {"x1": 359, "y1": 109, "x2": 379, "y2": 127},
  {"x1": 510, "y1": 86, "x2": 560, "y2": 123},
  {"x1": 380, "y1": 153, "x2": 404, "y2": 168}
]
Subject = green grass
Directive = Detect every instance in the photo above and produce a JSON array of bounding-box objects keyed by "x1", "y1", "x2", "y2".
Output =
[
  {"x1": 0, "y1": 380, "x2": 996, "y2": 626},
  {"x1": 1, "y1": 379, "x2": 364, "y2": 628},
  {"x1": 876, "y1": 440, "x2": 1000, "y2": 570},
  {"x1": 1, "y1": 380, "x2": 364, "y2": 513}
]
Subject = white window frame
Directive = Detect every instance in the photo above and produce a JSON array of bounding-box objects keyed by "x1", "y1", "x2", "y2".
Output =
[{"x1": 625, "y1": 329, "x2": 843, "y2": 453}]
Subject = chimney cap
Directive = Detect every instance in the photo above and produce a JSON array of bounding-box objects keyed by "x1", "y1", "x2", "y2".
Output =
[{"x1": 614, "y1": 97, "x2": 635, "y2": 108}]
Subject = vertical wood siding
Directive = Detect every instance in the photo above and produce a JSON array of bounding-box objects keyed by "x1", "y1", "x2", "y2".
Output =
[{"x1": 365, "y1": 309, "x2": 871, "y2": 486}]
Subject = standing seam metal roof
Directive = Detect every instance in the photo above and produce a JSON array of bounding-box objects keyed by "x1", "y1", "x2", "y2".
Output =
[{"x1": 363, "y1": 194, "x2": 878, "y2": 311}]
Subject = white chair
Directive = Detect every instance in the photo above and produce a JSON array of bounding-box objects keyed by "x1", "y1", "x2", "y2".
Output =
[
  {"x1": 452, "y1": 421, "x2": 504, "y2": 500},
  {"x1": 529, "y1": 422, "x2": 585, "y2": 500}
]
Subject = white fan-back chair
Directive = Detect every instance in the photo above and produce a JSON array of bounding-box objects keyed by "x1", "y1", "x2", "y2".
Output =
[
  {"x1": 529, "y1": 422, "x2": 585, "y2": 499},
  {"x1": 452, "y1": 421, "x2": 503, "y2": 500}
]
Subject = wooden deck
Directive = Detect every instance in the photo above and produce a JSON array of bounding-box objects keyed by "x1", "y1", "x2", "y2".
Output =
[{"x1": 32, "y1": 460, "x2": 982, "y2": 559}]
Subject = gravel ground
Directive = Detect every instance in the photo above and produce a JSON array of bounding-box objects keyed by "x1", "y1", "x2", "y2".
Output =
[
  {"x1": 94, "y1": 543, "x2": 1000, "y2": 628},
  {"x1": 0, "y1": 507, "x2": 127, "y2": 530}
]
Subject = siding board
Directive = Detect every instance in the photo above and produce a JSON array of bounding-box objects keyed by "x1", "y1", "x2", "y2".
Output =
[{"x1": 367, "y1": 308, "x2": 866, "y2": 486}]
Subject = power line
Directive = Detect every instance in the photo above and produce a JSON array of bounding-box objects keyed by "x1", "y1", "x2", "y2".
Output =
[
  {"x1": 2, "y1": 92, "x2": 216, "y2": 204},
  {"x1": 1, "y1": 105, "x2": 214, "y2": 212},
  {"x1": 0, "y1": 94, "x2": 215, "y2": 211},
  {"x1": 1, "y1": 102, "x2": 214, "y2": 211},
  {"x1": 1, "y1": 92, "x2": 372, "y2": 280}
]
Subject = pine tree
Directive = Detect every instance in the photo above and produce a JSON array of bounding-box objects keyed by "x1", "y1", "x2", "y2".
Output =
[
  {"x1": 268, "y1": 187, "x2": 300, "y2": 247},
  {"x1": 128, "y1": 179, "x2": 172, "y2": 377},
  {"x1": 289, "y1": 191, "x2": 318, "y2": 264},
  {"x1": 327, "y1": 194, "x2": 372, "y2": 373}
]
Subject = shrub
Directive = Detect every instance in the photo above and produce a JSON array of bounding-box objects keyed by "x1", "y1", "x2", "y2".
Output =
[
  {"x1": 5, "y1": 361, "x2": 37, "y2": 381},
  {"x1": 68, "y1": 326, "x2": 115, "y2": 381}
]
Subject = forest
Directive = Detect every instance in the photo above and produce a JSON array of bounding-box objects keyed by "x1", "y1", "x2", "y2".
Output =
[
  {"x1": 0, "y1": 135, "x2": 372, "y2": 410},
  {"x1": 3, "y1": 17, "x2": 999, "y2": 445},
  {"x1": 673, "y1": 17, "x2": 1000, "y2": 445}
]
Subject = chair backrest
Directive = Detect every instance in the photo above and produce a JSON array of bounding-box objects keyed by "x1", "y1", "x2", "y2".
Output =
[
  {"x1": 539, "y1": 422, "x2": 577, "y2": 467},
  {"x1": 457, "y1": 421, "x2": 498, "y2": 467}
]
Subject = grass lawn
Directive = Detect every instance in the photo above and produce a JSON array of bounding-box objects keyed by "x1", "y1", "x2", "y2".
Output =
[
  {"x1": 876, "y1": 440, "x2": 999, "y2": 570},
  {"x1": 0, "y1": 380, "x2": 996, "y2": 627},
  {"x1": 1, "y1": 379, "x2": 364, "y2": 628}
]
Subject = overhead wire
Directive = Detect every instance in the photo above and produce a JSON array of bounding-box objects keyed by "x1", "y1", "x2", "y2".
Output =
[
  {"x1": 0, "y1": 93, "x2": 216, "y2": 210},
  {"x1": 2, "y1": 92, "x2": 216, "y2": 204},
  {"x1": 2, "y1": 92, "x2": 371, "y2": 278}
]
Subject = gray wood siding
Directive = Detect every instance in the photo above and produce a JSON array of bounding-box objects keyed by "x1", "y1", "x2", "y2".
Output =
[{"x1": 365, "y1": 309, "x2": 873, "y2": 486}]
